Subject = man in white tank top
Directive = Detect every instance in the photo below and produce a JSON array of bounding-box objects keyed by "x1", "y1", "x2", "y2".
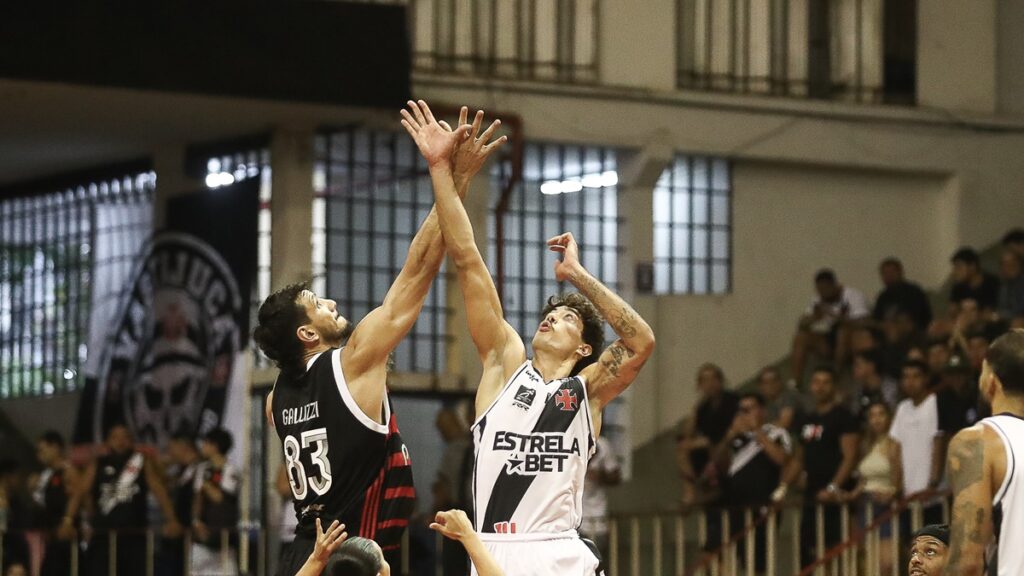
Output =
[
  {"x1": 401, "y1": 101, "x2": 656, "y2": 576},
  {"x1": 946, "y1": 329, "x2": 1024, "y2": 576}
]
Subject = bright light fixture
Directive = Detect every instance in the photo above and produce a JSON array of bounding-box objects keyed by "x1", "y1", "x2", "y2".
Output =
[
  {"x1": 541, "y1": 171, "x2": 617, "y2": 195},
  {"x1": 206, "y1": 172, "x2": 237, "y2": 189}
]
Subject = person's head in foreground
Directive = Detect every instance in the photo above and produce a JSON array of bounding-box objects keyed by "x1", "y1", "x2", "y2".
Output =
[
  {"x1": 253, "y1": 282, "x2": 354, "y2": 379},
  {"x1": 980, "y1": 329, "x2": 1024, "y2": 406},
  {"x1": 908, "y1": 524, "x2": 949, "y2": 576},
  {"x1": 324, "y1": 537, "x2": 391, "y2": 576},
  {"x1": 532, "y1": 293, "x2": 604, "y2": 376}
]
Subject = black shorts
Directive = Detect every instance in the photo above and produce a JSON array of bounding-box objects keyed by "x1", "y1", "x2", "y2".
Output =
[{"x1": 276, "y1": 534, "x2": 315, "y2": 576}]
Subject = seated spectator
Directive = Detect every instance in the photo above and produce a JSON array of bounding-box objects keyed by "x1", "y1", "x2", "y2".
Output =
[
  {"x1": 908, "y1": 524, "x2": 950, "y2": 576},
  {"x1": 849, "y1": 325, "x2": 882, "y2": 358},
  {"x1": 676, "y1": 363, "x2": 739, "y2": 506},
  {"x1": 849, "y1": 351, "x2": 900, "y2": 420},
  {"x1": 889, "y1": 361, "x2": 944, "y2": 524},
  {"x1": 712, "y1": 393, "x2": 792, "y2": 573},
  {"x1": 1003, "y1": 228, "x2": 1024, "y2": 259},
  {"x1": 785, "y1": 366, "x2": 860, "y2": 568},
  {"x1": 756, "y1": 366, "x2": 802, "y2": 431},
  {"x1": 881, "y1": 309, "x2": 923, "y2": 377},
  {"x1": 791, "y1": 269, "x2": 871, "y2": 380},
  {"x1": 997, "y1": 249, "x2": 1024, "y2": 321},
  {"x1": 937, "y1": 355, "x2": 983, "y2": 435},
  {"x1": 191, "y1": 428, "x2": 241, "y2": 575},
  {"x1": 949, "y1": 247, "x2": 1000, "y2": 313},
  {"x1": 926, "y1": 339, "x2": 952, "y2": 379},
  {"x1": 843, "y1": 401, "x2": 900, "y2": 576},
  {"x1": 873, "y1": 257, "x2": 932, "y2": 332}
]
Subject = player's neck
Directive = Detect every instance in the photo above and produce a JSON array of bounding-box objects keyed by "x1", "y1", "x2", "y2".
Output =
[
  {"x1": 302, "y1": 343, "x2": 332, "y2": 366},
  {"x1": 992, "y1": 393, "x2": 1024, "y2": 417},
  {"x1": 531, "y1": 352, "x2": 575, "y2": 382}
]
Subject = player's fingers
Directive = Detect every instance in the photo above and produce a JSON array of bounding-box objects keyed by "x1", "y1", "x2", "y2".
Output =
[
  {"x1": 482, "y1": 135, "x2": 508, "y2": 154},
  {"x1": 546, "y1": 233, "x2": 568, "y2": 246},
  {"x1": 459, "y1": 106, "x2": 469, "y2": 127},
  {"x1": 471, "y1": 110, "x2": 485, "y2": 140},
  {"x1": 455, "y1": 124, "x2": 472, "y2": 140},
  {"x1": 418, "y1": 100, "x2": 436, "y2": 124},
  {"x1": 439, "y1": 120, "x2": 453, "y2": 132},
  {"x1": 400, "y1": 120, "x2": 419, "y2": 141},
  {"x1": 399, "y1": 108, "x2": 419, "y2": 130},
  {"x1": 479, "y1": 119, "x2": 502, "y2": 143},
  {"x1": 407, "y1": 100, "x2": 426, "y2": 125}
]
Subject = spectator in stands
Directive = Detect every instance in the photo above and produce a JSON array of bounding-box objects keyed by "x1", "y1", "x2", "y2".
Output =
[
  {"x1": 32, "y1": 431, "x2": 77, "y2": 576},
  {"x1": 580, "y1": 435, "x2": 620, "y2": 565},
  {"x1": 889, "y1": 360, "x2": 945, "y2": 525},
  {"x1": 435, "y1": 406, "x2": 473, "y2": 576},
  {"x1": 1003, "y1": 228, "x2": 1024, "y2": 259},
  {"x1": 161, "y1": 432, "x2": 201, "y2": 576},
  {"x1": 786, "y1": 366, "x2": 860, "y2": 568},
  {"x1": 757, "y1": 366, "x2": 802, "y2": 431},
  {"x1": 849, "y1": 350, "x2": 899, "y2": 421},
  {"x1": 908, "y1": 524, "x2": 950, "y2": 576},
  {"x1": 66, "y1": 423, "x2": 182, "y2": 576},
  {"x1": 676, "y1": 363, "x2": 739, "y2": 507},
  {"x1": 872, "y1": 257, "x2": 932, "y2": 332},
  {"x1": 713, "y1": 392, "x2": 792, "y2": 573},
  {"x1": 949, "y1": 248, "x2": 1000, "y2": 313},
  {"x1": 997, "y1": 249, "x2": 1024, "y2": 321},
  {"x1": 0, "y1": 459, "x2": 29, "y2": 572},
  {"x1": 936, "y1": 355, "x2": 983, "y2": 435},
  {"x1": 926, "y1": 339, "x2": 952, "y2": 379},
  {"x1": 791, "y1": 269, "x2": 871, "y2": 381},
  {"x1": 191, "y1": 428, "x2": 241, "y2": 575},
  {"x1": 843, "y1": 401, "x2": 900, "y2": 576},
  {"x1": 881, "y1": 309, "x2": 922, "y2": 378},
  {"x1": 277, "y1": 464, "x2": 299, "y2": 559}
]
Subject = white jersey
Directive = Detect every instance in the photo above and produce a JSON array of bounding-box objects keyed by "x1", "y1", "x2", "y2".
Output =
[
  {"x1": 472, "y1": 361, "x2": 596, "y2": 536},
  {"x1": 980, "y1": 413, "x2": 1024, "y2": 576}
]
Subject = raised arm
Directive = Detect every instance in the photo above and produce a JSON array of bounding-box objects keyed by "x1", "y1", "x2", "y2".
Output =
[
  {"x1": 555, "y1": 233, "x2": 655, "y2": 408},
  {"x1": 401, "y1": 102, "x2": 525, "y2": 394},
  {"x1": 946, "y1": 426, "x2": 999, "y2": 576},
  {"x1": 431, "y1": 509, "x2": 505, "y2": 576}
]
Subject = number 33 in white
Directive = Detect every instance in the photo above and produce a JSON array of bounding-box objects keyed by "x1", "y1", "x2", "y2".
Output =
[{"x1": 283, "y1": 428, "x2": 333, "y2": 500}]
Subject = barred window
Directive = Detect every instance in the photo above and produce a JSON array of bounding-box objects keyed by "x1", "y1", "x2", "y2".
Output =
[
  {"x1": 489, "y1": 143, "x2": 620, "y2": 341},
  {"x1": 653, "y1": 155, "x2": 731, "y2": 295},
  {"x1": 0, "y1": 171, "x2": 155, "y2": 398},
  {"x1": 314, "y1": 128, "x2": 448, "y2": 373}
]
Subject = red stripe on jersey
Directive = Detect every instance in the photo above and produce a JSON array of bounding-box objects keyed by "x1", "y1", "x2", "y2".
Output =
[
  {"x1": 389, "y1": 451, "x2": 409, "y2": 468},
  {"x1": 370, "y1": 469, "x2": 384, "y2": 540},
  {"x1": 384, "y1": 486, "x2": 416, "y2": 499},
  {"x1": 378, "y1": 519, "x2": 409, "y2": 529}
]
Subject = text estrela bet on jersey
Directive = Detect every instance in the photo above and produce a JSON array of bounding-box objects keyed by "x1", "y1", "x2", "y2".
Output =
[
  {"x1": 271, "y1": 349, "x2": 415, "y2": 549},
  {"x1": 473, "y1": 361, "x2": 596, "y2": 534}
]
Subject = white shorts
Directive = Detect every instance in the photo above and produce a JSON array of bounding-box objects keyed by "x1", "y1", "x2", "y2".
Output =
[{"x1": 471, "y1": 531, "x2": 600, "y2": 576}]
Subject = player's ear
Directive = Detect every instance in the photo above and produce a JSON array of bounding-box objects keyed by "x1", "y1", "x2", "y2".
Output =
[
  {"x1": 577, "y1": 343, "x2": 593, "y2": 358},
  {"x1": 296, "y1": 324, "x2": 319, "y2": 345}
]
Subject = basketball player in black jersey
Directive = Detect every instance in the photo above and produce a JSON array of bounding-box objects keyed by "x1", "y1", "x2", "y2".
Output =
[
  {"x1": 402, "y1": 100, "x2": 655, "y2": 574},
  {"x1": 255, "y1": 104, "x2": 504, "y2": 576}
]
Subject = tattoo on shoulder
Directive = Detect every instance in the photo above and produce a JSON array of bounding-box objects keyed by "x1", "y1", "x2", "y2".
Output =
[{"x1": 948, "y1": 434, "x2": 985, "y2": 491}]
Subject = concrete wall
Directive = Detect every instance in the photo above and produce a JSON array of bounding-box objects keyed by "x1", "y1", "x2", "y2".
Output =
[{"x1": 997, "y1": 0, "x2": 1024, "y2": 117}]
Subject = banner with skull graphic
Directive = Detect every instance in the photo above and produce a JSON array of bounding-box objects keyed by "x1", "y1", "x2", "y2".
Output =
[{"x1": 74, "y1": 178, "x2": 259, "y2": 454}]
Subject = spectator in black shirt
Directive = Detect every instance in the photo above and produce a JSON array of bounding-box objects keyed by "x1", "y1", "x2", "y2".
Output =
[
  {"x1": 873, "y1": 258, "x2": 933, "y2": 332},
  {"x1": 32, "y1": 431, "x2": 77, "y2": 576},
  {"x1": 997, "y1": 249, "x2": 1024, "y2": 321},
  {"x1": 191, "y1": 428, "x2": 241, "y2": 575},
  {"x1": 159, "y1": 432, "x2": 201, "y2": 576},
  {"x1": 713, "y1": 393, "x2": 792, "y2": 572},
  {"x1": 949, "y1": 247, "x2": 1000, "y2": 312},
  {"x1": 784, "y1": 366, "x2": 860, "y2": 569},
  {"x1": 1003, "y1": 228, "x2": 1024, "y2": 260},
  {"x1": 849, "y1": 350, "x2": 899, "y2": 421},
  {"x1": 676, "y1": 363, "x2": 739, "y2": 507},
  {"x1": 936, "y1": 355, "x2": 982, "y2": 436}
]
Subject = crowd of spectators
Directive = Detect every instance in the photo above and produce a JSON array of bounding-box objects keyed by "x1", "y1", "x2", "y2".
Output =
[
  {"x1": 0, "y1": 425, "x2": 240, "y2": 576},
  {"x1": 676, "y1": 228, "x2": 1024, "y2": 573}
]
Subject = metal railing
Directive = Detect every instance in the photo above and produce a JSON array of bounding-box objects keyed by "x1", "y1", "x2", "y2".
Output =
[{"x1": 676, "y1": 0, "x2": 916, "y2": 104}]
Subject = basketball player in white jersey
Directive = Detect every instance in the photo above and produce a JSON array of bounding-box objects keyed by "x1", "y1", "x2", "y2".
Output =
[
  {"x1": 946, "y1": 329, "x2": 1024, "y2": 576},
  {"x1": 401, "y1": 101, "x2": 655, "y2": 575}
]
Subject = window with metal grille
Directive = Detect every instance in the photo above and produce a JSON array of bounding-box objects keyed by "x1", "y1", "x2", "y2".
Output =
[
  {"x1": 204, "y1": 149, "x2": 273, "y2": 368},
  {"x1": 489, "y1": 143, "x2": 620, "y2": 342},
  {"x1": 314, "y1": 128, "x2": 448, "y2": 373},
  {"x1": 653, "y1": 155, "x2": 731, "y2": 295},
  {"x1": 0, "y1": 171, "x2": 155, "y2": 398}
]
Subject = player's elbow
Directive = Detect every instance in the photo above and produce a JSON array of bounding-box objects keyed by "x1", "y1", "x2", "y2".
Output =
[{"x1": 635, "y1": 332, "x2": 656, "y2": 358}]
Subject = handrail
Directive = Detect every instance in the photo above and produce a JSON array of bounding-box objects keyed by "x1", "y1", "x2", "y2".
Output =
[
  {"x1": 797, "y1": 488, "x2": 951, "y2": 576},
  {"x1": 683, "y1": 502, "x2": 782, "y2": 576}
]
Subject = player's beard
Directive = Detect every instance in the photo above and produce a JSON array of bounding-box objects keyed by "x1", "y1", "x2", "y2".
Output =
[{"x1": 321, "y1": 317, "x2": 354, "y2": 347}]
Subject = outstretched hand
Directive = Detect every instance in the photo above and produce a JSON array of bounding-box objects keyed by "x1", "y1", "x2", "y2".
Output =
[
  {"x1": 310, "y1": 518, "x2": 348, "y2": 564},
  {"x1": 547, "y1": 232, "x2": 583, "y2": 282},
  {"x1": 429, "y1": 509, "x2": 476, "y2": 542},
  {"x1": 400, "y1": 100, "x2": 471, "y2": 169},
  {"x1": 439, "y1": 106, "x2": 508, "y2": 189}
]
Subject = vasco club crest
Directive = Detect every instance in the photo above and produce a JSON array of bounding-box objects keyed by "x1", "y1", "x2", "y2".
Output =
[{"x1": 92, "y1": 232, "x2": 242, "y2": 447}]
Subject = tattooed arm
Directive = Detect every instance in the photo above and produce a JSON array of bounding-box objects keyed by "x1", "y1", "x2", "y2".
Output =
[
  {"x1": 945, "y1": 426, "x2": 1000, "y2": 575},
  {"x1": 547, "y1": 233, "x2": 656, "y2": 410}
]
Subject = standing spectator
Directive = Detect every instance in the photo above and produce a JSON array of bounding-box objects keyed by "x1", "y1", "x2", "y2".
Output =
[
  {"x1": 949, "y1": 248, "x2": 1000, "y2": 313},
  {"x1": 434, "y1": 406, "x2": 473, "y2": 576},
  {"x1": 676, "y1": 364, "x2": 739, "y2": 506},
  {"x1": 889, "y1": 360, "x2": 945, "y2": 524},
  {"x1": 66, "y1": 423, "x2": 182, "y2": 576},
  {"x1": 191, "y1": 428, "x2": 241, "y2": 576},
  {"x1": 791, "y1": 270, "x2": 871, "y2": 381},
  {"x1": 0, "y1": 460, "x2": 29, "y2": 572},
  {"x1": 276, "y1": 464, "x2": 298, "y2": 558},
  {"x1": 849, "y1": 351, "x2": 900, "y2": 420},
  {"x1": 997, "y1": 249, "x2": 1024, "y2": 321},
  {"x1": 1003, "y1": 228, "x2": 1024, "y2": 259},
  {"x1": 757, "y1": 366, "x2": 802, "y2": 431},
  {"x1": 844, "y1": 401, "x2": 901, "y2": 576},
  {"x1": 936, "y1": 356, "x2": 983, "y2": 436},
  {"x1": 786, "y1": 367, "x2": 860, "y2": 568},
  {"x1": 713, "y1": 393, "x2": 792, "y2": 573},
  {"x1": 160, "y1": 432, "x2": 201, "y2": 576},
  {"x1": 926, "y1": 339, "x2": 952, "y2": 379},
  {"x1": 872, "y1": 257, "x2": 933, "y2": 331},
  {"x1": 32, "y1": 431, "x2": 78, "y2": 576},
  {"x1": 580, "y1": 436, "x2": 621, "y2": 565}
]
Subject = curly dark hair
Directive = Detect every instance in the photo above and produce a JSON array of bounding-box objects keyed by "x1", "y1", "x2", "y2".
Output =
[
  {"x1": 253, "y1": 282, "x2": 310, "y2": 380},
  {"x1": 540, "y1": 293, "x2": 604, "y2": 375}
]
